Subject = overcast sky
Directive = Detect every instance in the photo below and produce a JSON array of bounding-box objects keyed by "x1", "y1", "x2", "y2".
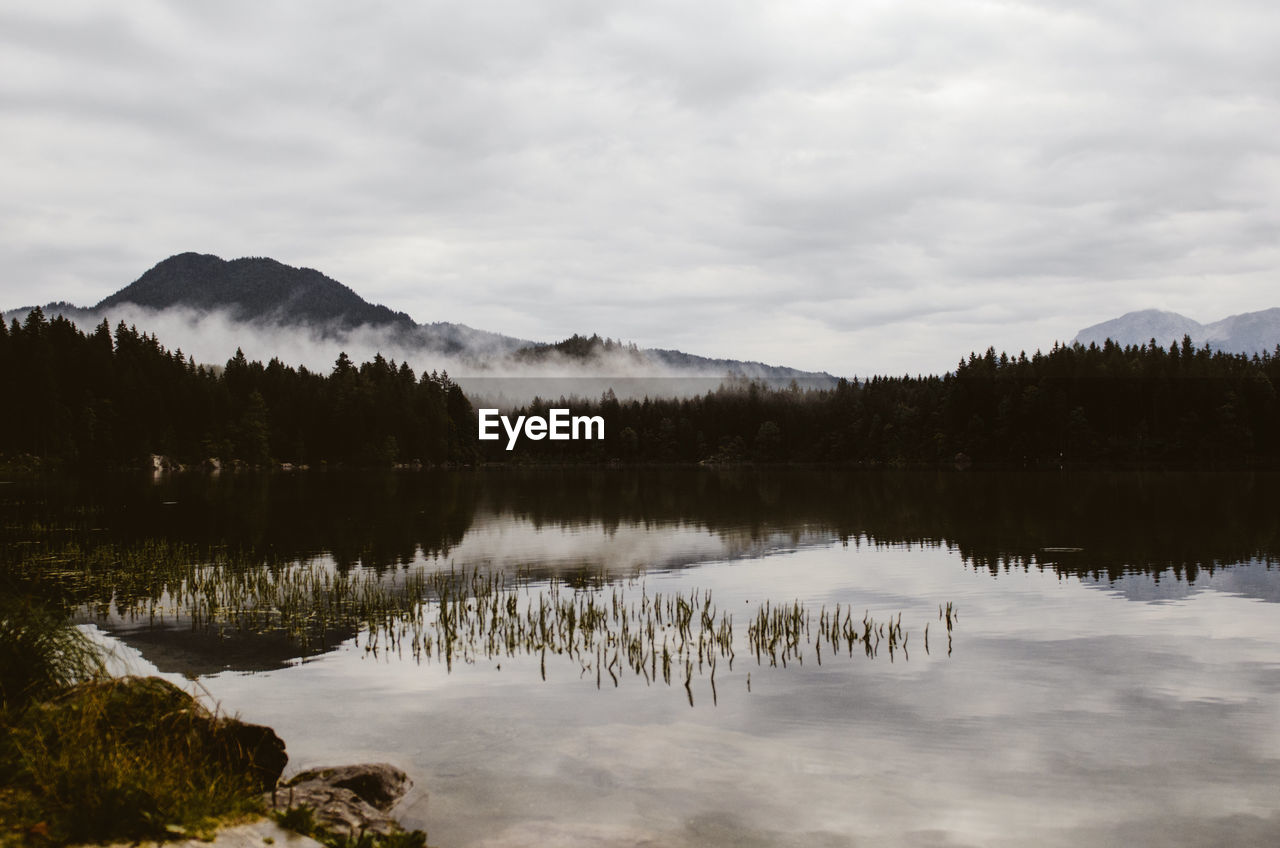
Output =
[{"x1": 3, "y1": 0, "x2": 1279, "y2": 376}]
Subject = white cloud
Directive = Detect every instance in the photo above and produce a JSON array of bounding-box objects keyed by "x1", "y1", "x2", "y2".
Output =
[{"x1": 3, "y1": 0, "x2": 1279, "y2": 377}]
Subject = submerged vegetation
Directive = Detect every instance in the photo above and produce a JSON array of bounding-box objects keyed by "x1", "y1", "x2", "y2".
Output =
[{"x1": 7, "y1": 538, "x2": 951, "y2": 707}]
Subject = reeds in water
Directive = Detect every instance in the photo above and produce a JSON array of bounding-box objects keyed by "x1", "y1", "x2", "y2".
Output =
[{"x1": 7, "y1": 540, "x2": 956, "y2": 702}]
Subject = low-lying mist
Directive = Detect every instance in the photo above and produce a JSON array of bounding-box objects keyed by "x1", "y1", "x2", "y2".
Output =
[{"x1": 8, "y1": 303, "x2": 835, "y2": 407}]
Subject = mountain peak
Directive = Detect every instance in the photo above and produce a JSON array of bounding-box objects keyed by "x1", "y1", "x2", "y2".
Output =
[
  {"x1": 95, "y1": 253, "x2": 415, "y2": 329},
  {"x1": 1075, "y1": 307, "x2": 1280, "y2": 355},
  {"x1": 1074, "y1": 310, "x2": 1205, "y2": 348}
]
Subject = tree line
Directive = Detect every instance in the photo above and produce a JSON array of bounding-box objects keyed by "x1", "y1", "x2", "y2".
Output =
[
  {"x1": 4, "y1": 305, "x2": 1279, "y2": 469},
  {"x1": 490, "y1": 338, "x2": 1280, "y2": 467},
  {"x1": 0, "y1": 308, "x2": 477, "y2": 469}
]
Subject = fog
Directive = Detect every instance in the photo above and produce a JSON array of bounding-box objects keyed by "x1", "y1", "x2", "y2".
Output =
[{"x1": 9, "y1": 302, "x2": 836, "y2": 408}]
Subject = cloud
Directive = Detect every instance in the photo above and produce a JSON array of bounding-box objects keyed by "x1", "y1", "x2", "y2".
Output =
[{"x1": 3, "y1": 0, "x2": 1279, "y2": 377}]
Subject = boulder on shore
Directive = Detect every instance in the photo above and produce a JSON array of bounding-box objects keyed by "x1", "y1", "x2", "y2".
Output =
[{"x1": 266, "y1": 763, "x2": 415, "y2": 840}]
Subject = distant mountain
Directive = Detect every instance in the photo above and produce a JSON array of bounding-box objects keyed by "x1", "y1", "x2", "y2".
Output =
[
  {"x1": 1074, "y1": 307, "x2": 1280, "y2": 356},
  {"x1": 9, "y1": 253, "x2": 523, "y2": 356},
  {"x1": 1205, "y1": 308, "x2": 1280, "y2": 354},
  {"x1": 5, "y1": 253, "x2": 836, "y2": 386},
  {"x1": 98, "y1": 253, "x2": 414, "y2": 329},
  {"x1": 1074, "y1": 310, "x2": 1204, "y2": 348}
]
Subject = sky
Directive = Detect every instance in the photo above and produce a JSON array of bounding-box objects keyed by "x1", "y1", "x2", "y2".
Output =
[{"x1": 3, "y1": 0, "x2": 1279, "y2": 377}]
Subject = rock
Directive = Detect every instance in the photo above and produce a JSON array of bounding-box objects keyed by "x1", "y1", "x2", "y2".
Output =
[
  {"x1": 216, "y1": 718, "x2": 289, "y2": 791},
  {"x1": 95, "y1": 819, "x2": 327, "y2": 848},
  {"x1": 267, "y1": 764, "x2": 415, "y2": 840}
]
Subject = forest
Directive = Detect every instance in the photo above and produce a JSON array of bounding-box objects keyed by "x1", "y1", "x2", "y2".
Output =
[
  {"x1": 490, "y1": 337, "x2": 1280, "y2": 467},
  {"x1": 0, "y1": 308, "x2": 477, "y2": 469},
  {"x1": 3, "y1": 306, "x2": 1279, "y2": 469}
]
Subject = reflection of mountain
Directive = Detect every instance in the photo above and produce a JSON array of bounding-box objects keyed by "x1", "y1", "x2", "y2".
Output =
[{"x1": 1082, "y1": 559, "x2": 1280, "y2": 604}]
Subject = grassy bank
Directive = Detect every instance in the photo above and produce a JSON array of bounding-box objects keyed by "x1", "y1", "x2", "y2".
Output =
[
  {"x1": 1, "y1": 593, "x2": 430, "y2": 848},
  {"x1": 1, "y1": 597, "x2": 265, "y2": 845}
]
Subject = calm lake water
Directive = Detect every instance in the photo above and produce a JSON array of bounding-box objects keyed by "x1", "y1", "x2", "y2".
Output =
[{"x1": 7, "y1": 469, "x2": 1280, "y2": 846}]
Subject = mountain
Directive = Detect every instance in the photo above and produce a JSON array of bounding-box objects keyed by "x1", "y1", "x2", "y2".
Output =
[
  {"x1": 1204, "y1": 308, "x2": 1280, "y2": 354},
  {"x1": 97, "y1": 253, "x2": 414, "y2": 329},
  {"x1": 1074, "y1": 310, "x2": 1205, "y2": 349},
  {"x1": 4, "y1": 253, "x2": 836, "y2": 387},
  {"x1": 1074, "y1": 307, "x2": 1280, "y2": 356}
]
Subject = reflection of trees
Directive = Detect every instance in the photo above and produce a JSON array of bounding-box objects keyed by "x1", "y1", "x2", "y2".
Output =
[
  {"x1": 2, "y1": 470, "x2": 481, "y2": 572},
  {"x1": 478, "y1": 468, "x2": 1280, "y2": 580},
  {"x1": 5, "y1": 468, "x2": 1278, "y2": 581}
]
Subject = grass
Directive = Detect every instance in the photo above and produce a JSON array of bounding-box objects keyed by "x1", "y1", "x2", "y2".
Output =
[
  {"x1": 0, "y1": 593, "x2": 268, "y2": 846},
  {"x1": 0, "y1": 594, "x2": 105, "y2": 713},
  {"x1": 0, "y1": 675, "x2": 266, "y2": 846}
]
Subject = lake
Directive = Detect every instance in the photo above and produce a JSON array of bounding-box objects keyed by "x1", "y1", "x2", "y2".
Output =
[{"x1": 6, "y1": 468, "x2": 1280, "y2": 846}]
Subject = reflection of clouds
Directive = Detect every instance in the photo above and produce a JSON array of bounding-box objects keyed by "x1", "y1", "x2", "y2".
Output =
[
  {"x1": 178, "y1": 537, "x2": 1280, "y2": 848},
  {"x1": 423, "y1": 515, "x2": 838, "y2": 577}
]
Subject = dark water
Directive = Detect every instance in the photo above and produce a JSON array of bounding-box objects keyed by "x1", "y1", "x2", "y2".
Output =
[{"x1": 5, "y1": 468, "x2": 1280, "y2": 846}]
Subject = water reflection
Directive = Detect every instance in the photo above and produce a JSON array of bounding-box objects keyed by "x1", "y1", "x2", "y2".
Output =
[
  {"x1": 9, "y1": 470, "x2": 1279, "y2": 847},
  {"x1": 6, "y1": 467, "x2": 1279, "y2": 579},
  {"x1": 6, "y1": 468, "x2": 1279, "y2": 678},
  {"x1": 1084, "y1": 558, "x2": 1280, "y2": 604},
  {"x1": 177, "y1": 544, "x2": 1280, "y2": 848}
]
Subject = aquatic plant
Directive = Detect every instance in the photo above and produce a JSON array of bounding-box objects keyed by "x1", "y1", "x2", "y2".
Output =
[{"x1": 6, "y1": 539, "x2": 955, "y2": 704}]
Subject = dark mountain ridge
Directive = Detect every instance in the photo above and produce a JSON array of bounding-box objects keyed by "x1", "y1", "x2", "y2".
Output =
[
  {"x1": 9, "y1": 252, "x2": 529, "y2": 357},
  {"x1": 96, "y1": 253, "x2": 415, "y2": 329}
]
